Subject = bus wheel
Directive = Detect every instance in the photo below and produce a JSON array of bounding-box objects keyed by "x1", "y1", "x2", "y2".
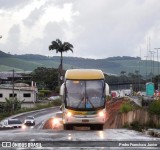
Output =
[
  {"x1": 64, "y1": 124, "x2": 73, "y2": 130},
  {"x1": 90, "y1": 125, "x2": 95, "y2": 130},
  {"x1": 97, "y1": 124, "x2": 103, "y2": 130},
  {"x1": 90, "y1": 124, "x2": 103, "y2": 130}
]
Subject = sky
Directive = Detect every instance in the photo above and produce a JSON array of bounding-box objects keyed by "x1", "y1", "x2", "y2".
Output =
[{"x1": 0, "y1": 0, "x2": 160, "y2": 59}]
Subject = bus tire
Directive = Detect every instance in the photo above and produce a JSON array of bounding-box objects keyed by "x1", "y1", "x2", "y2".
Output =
[
  {"x1": 90, "y1": 125, "x2": 95, "y2": 130},
  {"x1": 90, "y1": 124, "x2": 103, "y2": 130},
  {"x1": 98, "y1": 124, "x2": 103, "y2": 130},
  {"x1": 64, "y1": 124, "x2": 73, "y2": 130}
]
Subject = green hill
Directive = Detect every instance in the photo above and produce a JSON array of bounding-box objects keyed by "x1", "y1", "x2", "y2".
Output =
[
  {"x1": 0, "y1": 57, "x2": 44, "y2": 71},
  {"x1": 0, "y1": 65, "x2": 23, "y2": 72},
  {"x1": 0, "y1": 50, "x2": 12, "y2": 57},
  {"x1": 0, "y1": 50, "x2": 159, "y2": 76}
]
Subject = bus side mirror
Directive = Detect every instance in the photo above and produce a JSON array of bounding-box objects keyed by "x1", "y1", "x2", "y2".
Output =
[
  {"x1": 105, "y1": 83, "x2": 109, "y2": 96},
  {"x1": 60, "y1": 83, "x2": 64, "y2": 96}
]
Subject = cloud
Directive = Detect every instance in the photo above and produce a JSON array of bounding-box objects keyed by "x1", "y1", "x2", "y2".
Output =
[
  {"x1": 0, "y1": 0, "x2": 31, "y2": 10},
  {"x1": 1, "y1": 0, "x2": 160, "y2": 59},
  {"x1": 0, "y1": 24, "x2": 21, "y2": 53},
  {"x1": 68, "y1": 0, "x2": 160, "y2": 58},
  {"x1": 25, "y1": 21, "x2": 66, "y2": 55},
  {"x1": 23, "y1": 7, "x2": 45, "y2": 27}
]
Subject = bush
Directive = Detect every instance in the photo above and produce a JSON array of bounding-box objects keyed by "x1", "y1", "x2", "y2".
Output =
[
  {"x1": 123, "y1": 123, "x2": 130, "y2": 128},
  {"x1": 55, "y1": 86, "x2": 60, "y2": 94},
  {"x1": 35, "y1": 99, "x2": 61, "y2": 109},
  {"x1": 0, "y1": 112, "x2": 11, "y2": 121},
  {"x1": 106, "y1": 95, "x2": 112, "y2": 101},
  {"x1": 3, "y1": 97, "x2": 24, "y2": 113},
  {"x1": 0, "y1": 99, "x2": 62, "y2": 121},
  {"x1": 148, "y1": 100, "x2": 160, "y2": 115},
  {"x1": 0, "y1": 102, "x2": 5, "y2": 113},
  {"x1": 130, "y1": 121, "x2": 143, "y2": 131},
  {"x1": 39, "y1": 90, "x2": 51, "y2": 97},
  {"x1": 50, "y1": 99, "x2": 61, "y2": 106},
  {"x1": 145, "y1": 120, "x2": 157, "y2": 128},
  {"x1": 120, "y1": 102, "x2": 133, "y2": 113}
]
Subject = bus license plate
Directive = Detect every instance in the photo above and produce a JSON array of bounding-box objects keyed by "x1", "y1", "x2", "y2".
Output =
[{"x1": 82, "y1": 119, "x2": 89, "y2": 123}]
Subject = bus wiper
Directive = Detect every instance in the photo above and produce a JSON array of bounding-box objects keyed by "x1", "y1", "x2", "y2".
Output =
[
  {"x1": 77, "y1": 97, "x2": 85, "y2": 108},
  {"x1": 77, "y1": 97, "x2": 95, "y2": 109},
  {"x1": 86, "y1": 98, "x2": 95, "y2": 108}
]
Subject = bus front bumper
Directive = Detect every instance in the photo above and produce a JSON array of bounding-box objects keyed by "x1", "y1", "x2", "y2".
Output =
[{"x1": 63, "y1": 115, "x2": 107, "y2": 125}]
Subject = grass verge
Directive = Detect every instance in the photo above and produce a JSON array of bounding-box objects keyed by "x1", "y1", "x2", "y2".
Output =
[{"x1": 0, "y1": 99, "x2": 61, "y2": 121}]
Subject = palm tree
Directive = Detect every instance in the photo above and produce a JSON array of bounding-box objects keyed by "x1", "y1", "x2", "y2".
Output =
[{"x1": 49, "y1": 39, "x2": 73, "y2": 74}]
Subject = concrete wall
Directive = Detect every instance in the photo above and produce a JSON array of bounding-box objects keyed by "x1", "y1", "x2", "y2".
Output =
[{"x1": 106, "y1": 109, "x2": 160, "y2": 128}]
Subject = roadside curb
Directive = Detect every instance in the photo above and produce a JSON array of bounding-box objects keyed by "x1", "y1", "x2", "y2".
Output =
[{"x1": 12, "y1": 106, "x2": 56, "y2": 117}]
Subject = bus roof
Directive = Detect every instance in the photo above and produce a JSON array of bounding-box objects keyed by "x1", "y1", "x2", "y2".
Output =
[{"x1": 65, "y1": 69, "x2": 104, "y2": 80}]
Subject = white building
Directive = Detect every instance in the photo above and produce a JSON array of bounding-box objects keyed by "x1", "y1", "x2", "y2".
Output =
[{"x1": 0, "y1": 83, "x2": 38, "y2": 103}]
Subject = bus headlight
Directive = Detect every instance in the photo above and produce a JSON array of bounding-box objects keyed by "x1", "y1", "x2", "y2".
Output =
[
  {"x1": 98, "y1": 111, "x2": 105, "y2": 117},
  {"x1": 66, "y1": 111, "x2": 72, "y2": 117}
]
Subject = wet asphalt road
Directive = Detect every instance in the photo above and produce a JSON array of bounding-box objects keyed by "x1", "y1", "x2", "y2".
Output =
[
  {"x1": 13, "y1": 106, "x2": 60, "y2": 129},
  {"x1": 0, "y1": 107, "x2": 159, "y2": 150},
  {"x1": 0, "y1": 128, "x2": 159, "y2": 150},
  {"x1": 0, "y1": 106, "x2": 60, "y2": 129}
]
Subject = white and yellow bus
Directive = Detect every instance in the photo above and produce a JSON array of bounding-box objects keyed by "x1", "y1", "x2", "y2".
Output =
[{"x1": 60, "y1": 69, "x2": 109, "y2": 130}]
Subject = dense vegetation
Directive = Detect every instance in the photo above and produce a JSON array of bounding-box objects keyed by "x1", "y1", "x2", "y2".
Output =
[
  {"x1": 148, "y1": 100, "x2": 160, "y2": 116},
  {"x1": 0, "y1": 99, "x2": 61, "y2": 121},
  {"x1": 30, "y1": 67, "x2": 59, "y2": 90},
  {"x1": 0, "y1": 97, "x2": 24, "y2": 116},
  {"x1": 120, "y1": 102, "x2": 133, "y2": 113}
]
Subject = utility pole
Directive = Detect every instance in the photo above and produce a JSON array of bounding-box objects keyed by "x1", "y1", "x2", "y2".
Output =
[
  {"x1": 144, "y1": 56, "x2": 148, "y2": 81},
  {"x1": 12, "y1": 69, "x2": 15, "y2": 113},
  {"x1": 155, "y1": 48, "x2": 160, "y2": 90},
  {"x1": 153, "y1": 52, "x2": 155, "y2": 78},
  {"x1": 149, "y1": 51, "x2": 153, "y2": 82},
  {"x1": 138, "y1": 48, "x2": 141, "y2": 91},
  {"x1": 149, "y1": 51, "x2": 156, "y2": 82},
  {"x1": 12, "y1": 69, "x2": 15, "y2": 97}
]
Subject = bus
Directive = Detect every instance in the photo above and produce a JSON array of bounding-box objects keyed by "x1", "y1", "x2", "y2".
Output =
[{"x1": 60, "y1": 69, "x2": 109, "y2": 130}]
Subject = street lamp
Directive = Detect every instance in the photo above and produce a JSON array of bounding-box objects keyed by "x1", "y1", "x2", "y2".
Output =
[
  {"x1": 12, "y1": 69, "x2": 15, "y2": 114},
  {"x1": 149, "y1": 51, "x2": 153, "y2": 82},
  {"x1": 149, "y1": 50, "x2": 156, "y2": 82},
  {"x1": 155, "y1": 48, "x2": 160, "y2": 90},
  {"x1": 12, "y1": 69, "x2": 15, "y2": 98},
  {"x1": 144, "y1": 55, "x2": 148, "y2": 80}
]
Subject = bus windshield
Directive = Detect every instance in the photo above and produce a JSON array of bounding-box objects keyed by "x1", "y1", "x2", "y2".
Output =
[{"x1": 65, "y1": 80, "x2": 105, "y2": 110}]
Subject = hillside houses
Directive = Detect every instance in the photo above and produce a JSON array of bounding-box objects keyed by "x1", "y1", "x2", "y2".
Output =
[
  {"x1": 0, "y1": 83, "x2": 38, "y2": 103},
  {"x1": 0, "y1": 72, "x2": 22, "y2": 84},
  {"x1": 0, "y1": 72, "x2": 37, "y2": 106}
]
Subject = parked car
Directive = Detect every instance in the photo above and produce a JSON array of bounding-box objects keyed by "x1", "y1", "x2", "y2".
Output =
[
  {"x1": 1, "y1": 119, "x2": 23, "y2": 128},
  {"x1": 24, "y1": 116, "x2": 35, "y2": 126}
]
